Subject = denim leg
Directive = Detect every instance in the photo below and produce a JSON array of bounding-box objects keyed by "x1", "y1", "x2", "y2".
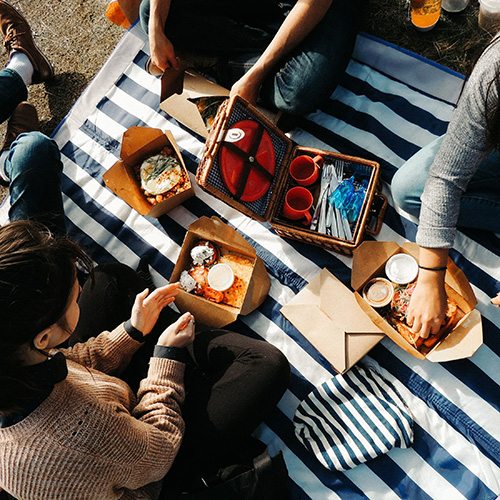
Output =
[
  {"x1": 392, "y1": 135, "x2": 500, "y2": 232},
  {"x1": 391, "y1": 135, "x2": 444, "y2": 220},
  {"x1": 0, "y1": 68, "x2": 28, "y2": 124},
  {"x1": 257, "y1": 0, "x2": 367, "y2": 115},
  {"x1": 5, "y1": 131, "x2": 66, "y2": 235}
]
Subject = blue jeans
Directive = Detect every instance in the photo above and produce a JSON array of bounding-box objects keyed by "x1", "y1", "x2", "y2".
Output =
[
  {"x1": 391, "y1": 135, "x2": 500, "y2": 232},
  {"x1": 0, "y1": 68, "x2": 65, "y2": 234},
  {"x1": 139, "y1": 0, "x2": 366, "y2": 115}
]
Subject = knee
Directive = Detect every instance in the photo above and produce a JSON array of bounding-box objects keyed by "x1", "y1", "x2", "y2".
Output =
[
  {"x1": 257, "y1": 343, "x2": 291, "y2": 393},
  {"x1": 13, "y1": 132, "x2": 60, "y2": 164},
  {"x1": 8, "y1": 132, "x2": 62, "y2": 178},
  {"x1": 391, "y1": 167, "x2": 417, "y2": 214},
  {"x1": 138, "y1": 0, "x2": 150, "y2": 34}
]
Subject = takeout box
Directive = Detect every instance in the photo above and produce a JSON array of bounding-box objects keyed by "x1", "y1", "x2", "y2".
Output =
[
  {"x1": 159, "y1": 70, "x2": 278, "y2": 139},
  {"x1": 281, "y1": 241, "x2": 483, "y2": 373},
  {"x1": 170, "y1": 216, "x2": 270, "y2": 328},
  {"x1": 351, "y1": 241, "x2": 483, "y2": 361},
  {"x1": 196, "y1": 95, "x2": 387, "y2": 255},
  {"x1": 103, "y1": 126, "x2": 194, "y2": 217},
  {"x1": 160, "y1": 69, "x2": 230, "y2": 139}
]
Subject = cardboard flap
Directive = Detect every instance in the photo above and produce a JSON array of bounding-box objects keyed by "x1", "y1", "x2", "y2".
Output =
[
  {"x1": 282, "y1": 304, "x2": 348, "y2": 373},
  {"x1": 120, "y1": 127, "x2": 165, "y2": 161},
  {"x1": 160, "y1": 67, "x2": 185, "y2": 102},
  {"x1": 103, "y1": 160, "x2": 152, "y2": 215},
  {"x1": 174, "y1": 290, "x2": 238, "y2": 328},
  {"x1": 189, "y1": 217, "x2": 256, "y2": 257},
  {"x1": 160, "y1": 71, "x2": 229, "y2": 139},
  {"x1": 281, "y1": 268, "x2": 383, "y2": 373},
  {"x1": 351, "y1": 241, "x2": 400, "y2": 290},
  {"x1": 240, "y1": 256, "x2": 270, "y2": 315},
  {"x1": 182, "y1": 70, "x2": 230, "y2": 98},
  {"x1": 426, "y1": 309, "x2": 483, "y2": 362}
]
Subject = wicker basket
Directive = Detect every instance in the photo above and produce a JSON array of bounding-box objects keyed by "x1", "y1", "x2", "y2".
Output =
[{"x1": 196, "y1": 96, "x2": 387, "y2": 256}]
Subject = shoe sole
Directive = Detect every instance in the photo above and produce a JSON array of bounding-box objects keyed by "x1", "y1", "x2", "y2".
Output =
[{"x1": 1, "y1": 0, "x2": 54, "y2": 82}]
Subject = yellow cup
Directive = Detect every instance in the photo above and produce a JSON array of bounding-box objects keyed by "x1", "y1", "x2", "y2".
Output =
[{"x1": 410, "y1": 0, "x2": 442, "y2": 31}]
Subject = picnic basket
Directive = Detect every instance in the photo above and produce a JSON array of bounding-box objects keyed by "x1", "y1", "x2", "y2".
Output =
[{"x1": 196, "y1": 96, "x2": 387, "y2": 255}]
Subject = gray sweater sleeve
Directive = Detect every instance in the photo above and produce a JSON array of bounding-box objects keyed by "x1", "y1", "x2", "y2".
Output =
[{"x1": 416, "y1": 38, "x2": 500, "y2": 249}]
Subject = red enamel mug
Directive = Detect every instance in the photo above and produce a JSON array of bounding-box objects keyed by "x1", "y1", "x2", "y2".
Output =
[
  {"x1": 283, "y1": 186, "x2": 313, "y2": 226},
  {"x1": 289, "y1": 155, "x2": 323, "y2": 186}
]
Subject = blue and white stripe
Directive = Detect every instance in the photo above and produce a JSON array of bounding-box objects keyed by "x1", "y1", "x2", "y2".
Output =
[
  {"x1": 18, "y1": 24, "x2": 497, "y2": 499},
  {"x1": 294, "y1": 365, "x2": 413, "y2": 472}
]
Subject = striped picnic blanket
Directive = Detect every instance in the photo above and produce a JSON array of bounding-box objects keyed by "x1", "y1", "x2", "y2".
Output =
[{"x1": 25, "y1": 24, "x2": 500, "y2": 499}]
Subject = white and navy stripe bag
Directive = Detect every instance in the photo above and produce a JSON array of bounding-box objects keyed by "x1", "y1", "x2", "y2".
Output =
[{"x1": 294, "y1": 364, "x2": 414, "y2": 471}]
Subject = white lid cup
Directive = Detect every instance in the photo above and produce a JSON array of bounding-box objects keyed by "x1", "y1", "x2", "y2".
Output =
[{"x1": 207, "y1": 263, "x2": 235, "y2": 291}]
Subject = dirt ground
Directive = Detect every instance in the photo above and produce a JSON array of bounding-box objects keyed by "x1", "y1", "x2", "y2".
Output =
[{"x1": 0, "y1": 0, "x2": 495, "y2": 200}]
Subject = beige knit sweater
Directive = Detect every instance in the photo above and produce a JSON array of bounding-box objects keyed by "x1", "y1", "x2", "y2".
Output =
[{"x1": 0, "y1": 325, "x2": 186, "y2": 500}]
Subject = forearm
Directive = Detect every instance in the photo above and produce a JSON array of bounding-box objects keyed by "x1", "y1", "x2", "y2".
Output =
[
  {"x1": 60, "y1": 324, "x2": 141, "y2": 374},
  {"x1": 417, "y1": 247, "x2": 449, "y2": 287},
  {"x1": 247, "y1": 0, "x2": 332, "y2": 83},
  {"x1": 148, "y1": 0, "x2": 171, "y2": 39}
]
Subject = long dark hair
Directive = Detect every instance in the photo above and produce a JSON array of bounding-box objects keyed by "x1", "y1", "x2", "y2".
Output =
[{"x1": 0, "y1": 220, "x2": 94, "y2": 415}]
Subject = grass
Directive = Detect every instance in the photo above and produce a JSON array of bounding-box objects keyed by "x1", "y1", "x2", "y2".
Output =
[{"x1": 361, "y1": 0, "x2": 493, "y2": 75}]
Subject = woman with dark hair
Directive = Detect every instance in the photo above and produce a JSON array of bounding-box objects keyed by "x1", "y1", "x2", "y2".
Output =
[
  {"x1": 0, "y1": 220, "x2": 290, "y2": 500},
  {"x1": 391, "y1": 35, "x2": 500, "y2": 339}
]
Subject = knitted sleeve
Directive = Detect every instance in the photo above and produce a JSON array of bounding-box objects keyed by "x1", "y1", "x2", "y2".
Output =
[
  {"x1": 59, "y1": 324, "x2": 141, "y2": 375},
  {"x1": 123, "y1": 357, "x2": 186, "y2": 489},
  {"x1": 417, "y1": 38, "x2": 500, "y2": 248}
]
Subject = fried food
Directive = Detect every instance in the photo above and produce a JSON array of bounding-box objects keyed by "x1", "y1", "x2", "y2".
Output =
[
  {"x1": 179, "y1": 240, "x2": 253, "y2": 307},
  {"x1": 386, "y1": 282, "x2": 458, "y2": 351}
]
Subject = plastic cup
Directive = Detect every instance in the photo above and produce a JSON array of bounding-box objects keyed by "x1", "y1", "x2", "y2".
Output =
[
  {"x1": 207, "y1": 263, "x2": 235, "y2": 291},
  {"x1": 479, "y1": 0, "x2": 500, "y2": 32},
  {"x1": 410, "y1": 0, "x2": 442, "y2": 31},
  {"x1": 442, "y1": 0, "x2": 469, "y2": 12}
]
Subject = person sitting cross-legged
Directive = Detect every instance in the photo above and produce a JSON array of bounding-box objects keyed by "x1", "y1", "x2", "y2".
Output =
[{"x1": 0, "y1": 0, "x2": 65, "y2": 235}]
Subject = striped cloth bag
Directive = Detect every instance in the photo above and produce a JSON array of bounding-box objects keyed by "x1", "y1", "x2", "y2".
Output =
[{"x1": 294, "y1": 364, "x2": 414, "y2": 471}]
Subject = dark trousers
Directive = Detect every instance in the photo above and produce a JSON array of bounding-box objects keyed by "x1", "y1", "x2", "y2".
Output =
[
  {"x1": 139, "y1": 0, "x2": 367, "y2": 115},
  {"x1": 72, "y1": 263, "x2": 290, "y2": 490}
]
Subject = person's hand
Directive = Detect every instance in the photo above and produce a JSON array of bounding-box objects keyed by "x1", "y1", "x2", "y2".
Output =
[
  {"x1": 150, "y1": 31, "x2": 181, "y2": 72},
  {"x1": 490, "y1": 291, "x2": 500, "y2": 306},
  {"x1": 157, "y1": 312, "x2": 195, "y2": 348},
  {"x1": 130, "y1": 283, "x2": 180, "y2": 336},
  {"x1": 406, "y1": 275, "x2": 448, "y2": 339},
  {"x1": 230, "y1": 70, "x2": 263, "y2": 106}
]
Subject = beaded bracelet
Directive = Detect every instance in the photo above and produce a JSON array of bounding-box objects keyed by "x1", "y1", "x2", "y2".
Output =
[{"x1": 418, "y1": 265, "x2": 447, "y2": 272}]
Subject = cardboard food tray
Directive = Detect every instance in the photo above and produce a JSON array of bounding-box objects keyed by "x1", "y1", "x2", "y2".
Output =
[
  {"x1": 351, "y1": 241, "x2": 483, "y2": 361},
  {"x1": 103, "y1": 127, "x2": 194, "y2": 217},
  {"x1": 159, "y1": 69, "x2": 279, "y2": 139},
  {"x1": 281, "y1": 241, "x2": 483, "y2": 373},
  {"x1": 170, "y1": 216, "x2": 270, "y2": 328},
  {"x1": 196, "y1": 95, "x2": 387, "y2": 255}
]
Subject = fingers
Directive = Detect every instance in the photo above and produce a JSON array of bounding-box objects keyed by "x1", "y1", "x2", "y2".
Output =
[
  {"x1": 145, "y1": 283, "x2": 180, "y2": 306},
  {"x1": 490, "y1": 292, "x2": 500, "y2": 306},
  {"x1": 134, "y1": 288, "x2": 149, "y2": 307}
]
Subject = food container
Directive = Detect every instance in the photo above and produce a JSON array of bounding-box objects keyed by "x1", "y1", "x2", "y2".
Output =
[
  {"x1": 208, "y1": 263, "x2": 235, "y2": 291},
  {"x1": 170, "y1": 216, "x2": 270, "y2": 328},
  {"x1": 196, "y1": 96, "x2": 387, "y2": 255},
  {"x1": 103, "y1": 127, "x2": 194, "y2": 217},
  {"x1": 363, "y1": 277, "x2": 394, "y2": 308},
  {"x1": 385, "y1": 253, "x2": 419, "y2": 284},
  {"x1": 352, "y1": 241, "x2": 483, "y2": 361},
  {"x1": 281, "y1": 241, "x2": 483, "y2": 373}
]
